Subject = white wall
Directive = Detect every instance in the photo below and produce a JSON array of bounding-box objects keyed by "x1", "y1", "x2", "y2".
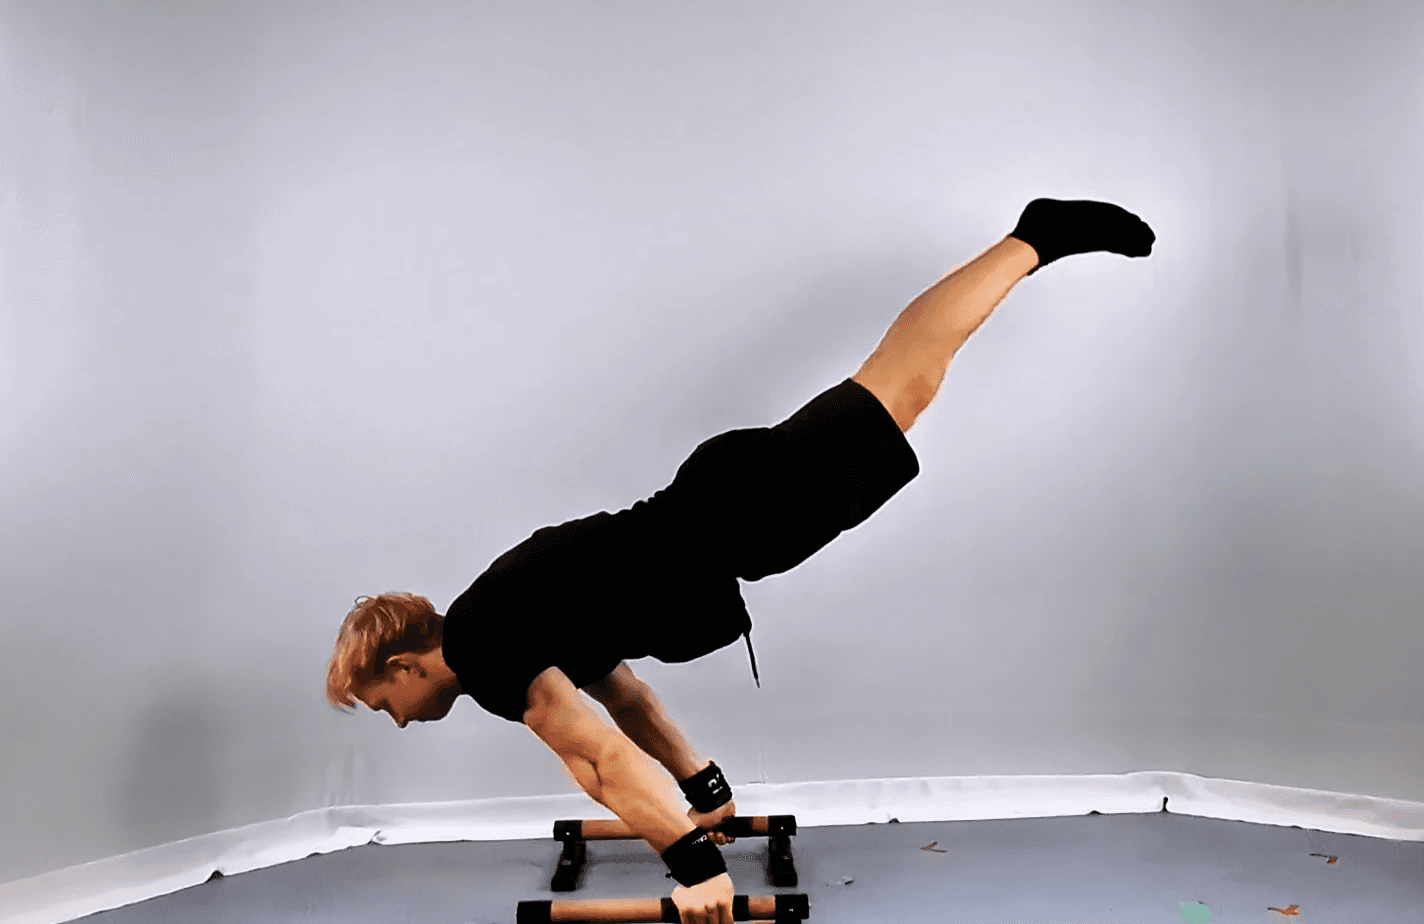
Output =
[{"x1": 2, "y1": 0, "x2": 1421, "y2": 887}]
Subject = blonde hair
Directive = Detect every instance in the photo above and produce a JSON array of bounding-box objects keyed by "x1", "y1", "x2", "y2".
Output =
[{"x1": 326, "y1": 592, "x2": 444, "y2": 712}]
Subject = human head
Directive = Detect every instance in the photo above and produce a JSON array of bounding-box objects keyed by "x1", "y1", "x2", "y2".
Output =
[{"x1": 325, "y1": 592, "x2": 462, "y2": 727}]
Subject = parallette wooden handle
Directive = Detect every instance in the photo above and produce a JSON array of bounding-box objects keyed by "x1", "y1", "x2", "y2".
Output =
[
  {"x1": 578, "y1": 815, "x2": 772, "y2": 841},
  {"x1": 519, "y1": 894, "x2": 795, "y2": 923}
]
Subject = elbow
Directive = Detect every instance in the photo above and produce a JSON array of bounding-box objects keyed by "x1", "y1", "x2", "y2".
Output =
[{"x1": 563, "y1": 752, "x2": 604, "y2": 804}]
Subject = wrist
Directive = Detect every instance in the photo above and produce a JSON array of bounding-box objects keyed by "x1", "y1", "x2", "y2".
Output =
[
  {"x1": 660, "y1": 827, "x2": 727, "y2": 888},
  {"x1": 677, "y1": 759, "x2": 734, "y2": 813}
]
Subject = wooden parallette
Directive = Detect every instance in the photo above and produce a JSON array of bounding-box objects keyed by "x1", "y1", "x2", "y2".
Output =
[
  {"x1": 546, "y1": 814, "x2": 799, "y2": 893},
  {"x1": 515, "y1": 892, "x2": 811, "y2": 923}
]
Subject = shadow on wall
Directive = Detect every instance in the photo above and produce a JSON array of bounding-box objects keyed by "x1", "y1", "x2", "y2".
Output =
[
  {"x1": 118, "y1": 679, "x2": 226, "y2": 849},
  {"x1": 609, "y1": 238, "x2": 959, "y2": 466}
]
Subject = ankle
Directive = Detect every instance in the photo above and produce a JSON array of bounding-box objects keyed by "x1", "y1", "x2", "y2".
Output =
[{"x1": 999, "y1": 235, "x2": 1041, "y2": 276}]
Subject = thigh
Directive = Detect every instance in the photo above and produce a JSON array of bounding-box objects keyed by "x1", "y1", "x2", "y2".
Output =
[
  {"x1": 661, "y1": 378, "x2": 921, "y2": 581},
  {"x1": 769, "y1": 377, "x2": 921, "y2": 517}
]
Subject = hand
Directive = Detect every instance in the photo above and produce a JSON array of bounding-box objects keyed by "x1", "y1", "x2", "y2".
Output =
[
  {"x1": 687, "y1": 799, "x2": 736, "y2": 846},
  {"x1": 671, "y1": 871, "x2": 734, "y2": 924}
]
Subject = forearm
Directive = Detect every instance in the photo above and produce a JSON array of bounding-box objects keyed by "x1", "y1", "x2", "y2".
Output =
[
  {"x1": 594, "y1": 736, "x2": 699, "y2": 854},
  {"x1": 610, "y1": 695, "x2": 708, "y2": 782}
]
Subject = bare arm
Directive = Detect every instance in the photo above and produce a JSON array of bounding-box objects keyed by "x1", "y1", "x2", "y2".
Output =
[
  {"x1": 528, "y1": 665, "x2": 699, "y2": 855},
  {"x1": 576, "y1": 736, "x2": 699, "y2": 853},
  {"x1": 608, "y1": 687, "x2": 710, "y2": 782}
]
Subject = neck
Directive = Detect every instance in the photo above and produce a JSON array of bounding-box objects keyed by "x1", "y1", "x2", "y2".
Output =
[{"x1": 421, "y1": 646, "x2": 463, "y2": 696}]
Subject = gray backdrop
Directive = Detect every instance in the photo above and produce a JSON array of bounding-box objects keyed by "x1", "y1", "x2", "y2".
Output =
[{"x1": 2, "y1": 0, "x2": 1421, "y2": 887}]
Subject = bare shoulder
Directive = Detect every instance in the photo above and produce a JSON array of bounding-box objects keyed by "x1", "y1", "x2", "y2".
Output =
[
  {"x1": 524, "y1": 666, "x2": 616, "y2": 763},
  {"x1": 523, "y1": 665, "x2": 585, "y2": 728}
]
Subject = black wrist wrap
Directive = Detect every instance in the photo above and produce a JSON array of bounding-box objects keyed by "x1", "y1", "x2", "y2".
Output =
[
  {"x1": 677, "y1": 760, "x2": 734, "y2": 813},
  {"x1": 660, "y1": 827, "x2": 727, "y2": 887}
]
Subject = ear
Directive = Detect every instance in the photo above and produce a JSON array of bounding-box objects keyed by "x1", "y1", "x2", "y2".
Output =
[{"x1": 386, "y1": 653, "x2": 421, "y2": 676}]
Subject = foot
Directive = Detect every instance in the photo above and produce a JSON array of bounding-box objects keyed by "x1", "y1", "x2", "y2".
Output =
[{"x1": 1009, "y1": 198, "x2": 1156, "y2": 274}]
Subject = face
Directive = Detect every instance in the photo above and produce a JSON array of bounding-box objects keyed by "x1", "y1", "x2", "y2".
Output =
[{"x1": 359, "y1": 657, "x2": 459, "y2": 728}]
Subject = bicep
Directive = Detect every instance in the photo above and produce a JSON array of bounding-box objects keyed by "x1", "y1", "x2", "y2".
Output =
[
  {"x1": 560, "y1": 751, "x2": 603, "y2": 802},
  {"x1": 525, "y1": 666, "x2": 620, "y2": 765},
  {"x1": 583, "y1": 661, "x2": 649, "y2": 710}
]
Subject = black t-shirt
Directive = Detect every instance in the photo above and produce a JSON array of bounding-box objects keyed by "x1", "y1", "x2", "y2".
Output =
[{"x1": 443, "y1": 493, "x2": 754, "y2": 724}]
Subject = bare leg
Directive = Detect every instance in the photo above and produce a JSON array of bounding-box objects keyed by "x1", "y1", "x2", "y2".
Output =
[{"x1": 852, "y1": 235, "x2": 1039, "y2": 433}]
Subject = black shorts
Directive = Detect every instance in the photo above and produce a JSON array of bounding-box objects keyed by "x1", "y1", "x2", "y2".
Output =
[{"x1": 658, "y1": 377, "x2": 921, "y2": 582}]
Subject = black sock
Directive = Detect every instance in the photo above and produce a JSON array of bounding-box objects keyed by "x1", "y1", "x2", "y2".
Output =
[{"x1": 1009, "y1": 198, "x2": 1156, "y2": 275}]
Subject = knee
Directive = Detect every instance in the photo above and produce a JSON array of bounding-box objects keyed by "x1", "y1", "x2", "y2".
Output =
[
  {"x1": 890, "y1": 378, "x2": 934, "y2": 433},
  {"x1": 852, "y1": 371, "x2": 926, "y2": 433}
]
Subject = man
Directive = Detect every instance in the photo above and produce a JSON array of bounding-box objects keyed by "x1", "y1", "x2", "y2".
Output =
[{"x1": 325, "y1": 198, "x2": 1156, "y2": 924}]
